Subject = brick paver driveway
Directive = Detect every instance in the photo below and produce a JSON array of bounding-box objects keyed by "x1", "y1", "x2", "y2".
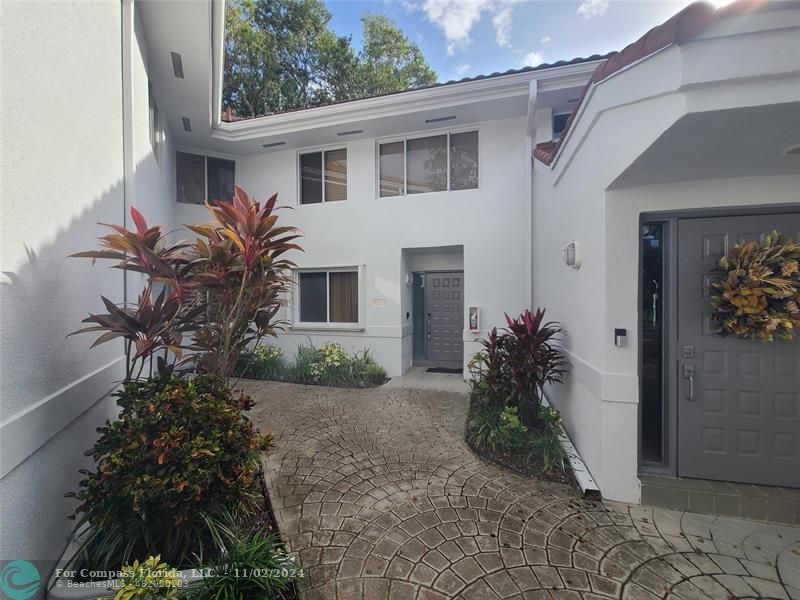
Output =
[{"x1": 245, "y1": 378, "x2": 800, "y2": 600}]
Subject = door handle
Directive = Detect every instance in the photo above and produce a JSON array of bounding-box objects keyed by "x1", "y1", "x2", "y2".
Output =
[{"x1": 683, "y1": 364, "x2": 695, "y2": 401}]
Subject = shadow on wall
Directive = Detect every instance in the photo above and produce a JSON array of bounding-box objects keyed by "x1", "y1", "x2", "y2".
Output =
[{"x1": 0, "y1": 176, "x2": 129, "y2": 567}]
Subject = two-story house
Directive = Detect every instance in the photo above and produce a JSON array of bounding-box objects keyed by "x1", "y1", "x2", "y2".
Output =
[{"x1": 2, "y1": 0, "x2": 798, "y2": 578}]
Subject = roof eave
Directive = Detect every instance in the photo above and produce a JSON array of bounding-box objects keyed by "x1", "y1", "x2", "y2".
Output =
[{"x1": 210, "y1": 60, "x2": 604, "y2": 142}]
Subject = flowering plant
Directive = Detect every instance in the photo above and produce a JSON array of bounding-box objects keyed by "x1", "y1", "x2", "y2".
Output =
[{"x1": 710, "y1": 231, "x2": 800, "y2": 341}]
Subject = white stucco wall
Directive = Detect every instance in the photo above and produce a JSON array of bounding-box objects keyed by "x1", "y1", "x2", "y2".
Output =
[
  {"x1": 531, "y1": 10, "x2": 800, "y2": 502},
  {"x1": 176, "y1": 117, "x2": 531, "y2": 376},
  {"x1": 0, "y1": 1, "x2": 174, "y2": 581}
]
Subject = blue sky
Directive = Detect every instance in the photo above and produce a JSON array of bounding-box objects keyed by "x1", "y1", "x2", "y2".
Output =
[{"x1": 327, "y1": 0, "x2": 728, "y2": 82}]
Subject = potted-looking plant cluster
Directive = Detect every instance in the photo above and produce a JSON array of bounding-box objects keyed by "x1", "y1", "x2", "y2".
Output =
[
  {"x1": 466, "y1": 309, "x2": 573, "y2": 484},
  {"x1": 49, "y1": 187, "x2": 302, "y2": 599}
]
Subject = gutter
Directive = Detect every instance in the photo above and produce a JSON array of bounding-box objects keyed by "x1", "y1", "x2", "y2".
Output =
[
  {"x1": 210, "y1": 0, "x2": 225, "y2": 130},
  {"x1": 207, "y1": 50, "x2": 603, "y2": 141}
]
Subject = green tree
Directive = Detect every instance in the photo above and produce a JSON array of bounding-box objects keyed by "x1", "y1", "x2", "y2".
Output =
[
  {"x1": 224, "y1": 0, "x2": 437, "y2": 117},
  {"x1": 356, "y1": 13, "x2": 437, "y2": 97}
]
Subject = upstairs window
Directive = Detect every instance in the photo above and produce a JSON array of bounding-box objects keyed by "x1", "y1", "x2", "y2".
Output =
[
  {"x1": 379, "y1": 130, "x2": 478, "y2": 197},
  {"x1": 176, "y1": 151, "x2": 235, "y2": 204},
  {"x1": 553, "y1": 113, "x2": 570, "y2": 141},
  {"x1": 300, "y1": 148, "x2": 347, "y2": 204},
  {"x1": 297, "y1": 269, "x2": 359, "y2": 324}
]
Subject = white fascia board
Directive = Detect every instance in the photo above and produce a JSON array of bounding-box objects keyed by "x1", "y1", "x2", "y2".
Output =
[{"x1": 209, "y1": 61, "x2": 601, "y2": 142}]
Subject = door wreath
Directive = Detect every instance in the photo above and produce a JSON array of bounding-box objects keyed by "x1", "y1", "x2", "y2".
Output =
[{"x1": 710, "y1": 230, "x2": 800, "y2": 341}]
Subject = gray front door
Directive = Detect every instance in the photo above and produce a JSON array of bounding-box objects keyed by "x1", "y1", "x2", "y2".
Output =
[
  {"x1": 425, "y1": 272, "x2": 464, "y2": 367},
  {"x1": 677, "y1": 213, "x2": 800, "y2": 487}
]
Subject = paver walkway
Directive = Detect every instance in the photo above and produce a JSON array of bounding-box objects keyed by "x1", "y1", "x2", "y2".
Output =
[{"x1": 245, "y1": 377, "x2": 800, "y2": 600}]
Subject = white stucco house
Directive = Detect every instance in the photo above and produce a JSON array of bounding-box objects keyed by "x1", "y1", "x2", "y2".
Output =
[{"x1": 1, "y1": 0, "x2": 798, "y2": 580}]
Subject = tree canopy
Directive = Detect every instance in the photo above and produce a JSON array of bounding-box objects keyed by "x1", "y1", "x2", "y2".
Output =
[{"x1": 224, "y1": 0, "x2": 437, "y2": 118}]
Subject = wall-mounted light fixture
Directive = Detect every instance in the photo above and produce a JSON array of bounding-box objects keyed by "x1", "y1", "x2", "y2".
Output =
[{"x1": 563, "y1": 241, "x2": 581, "y2": 269}]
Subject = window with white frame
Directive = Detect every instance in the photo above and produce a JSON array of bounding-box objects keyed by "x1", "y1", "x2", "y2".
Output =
[
  {"x1": 176, "y1": 151, "x2": 236, "y2": 204},
  {"x1": 299, "y1": 148, "x2": 347, "y2": 204},
  {"x1": 379, "y1": 130, "x2": 478, "y2": 197},
  {"x1": 297, "y1": 269, "x2": 359, "y2": 324}
]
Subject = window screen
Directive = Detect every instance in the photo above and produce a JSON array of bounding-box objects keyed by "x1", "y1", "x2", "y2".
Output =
[
  {"x1": 299, "y1": 272, "x2": 327, "y2": 322},
  {"x1": 207, "y1": 157, "x2": 235, "y2": 203},
  {"x1": 300, "y1": 152, "x2": 323, "y2": 204},
  {"x1": 406, "y1": 135, "x2": 447, "y2": 194},
  {"x1": 176, "y1": 151, "x2": 205, "y2": 204},
  {"x1": 379, "y1": 142, "x2": 404, "y2": 197},
  {"x1": 324, "y1": 149, "x2": 347, "y2": 202},
  {"x1": 449, "y1": 131, "x2": 478, "y2": 190},
  {"x1": 329, "y1": 271, "x2": 358, "y2": 323}
]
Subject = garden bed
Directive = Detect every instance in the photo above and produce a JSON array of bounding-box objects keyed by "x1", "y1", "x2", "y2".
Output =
[
  {"x1": 50, "y1": 470, "x2": 299, "y2": 600},
  {"x1": 465, "y1": 396, "x2": 577, "y2": 487},
  {"x1": 236, "y1": 342, "x2": 388, "y2": 388}
]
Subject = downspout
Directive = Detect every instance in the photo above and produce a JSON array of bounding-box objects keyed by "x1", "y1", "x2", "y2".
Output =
[{"x1": 524, "y1": 80, "x2": 538, "y2": 309}]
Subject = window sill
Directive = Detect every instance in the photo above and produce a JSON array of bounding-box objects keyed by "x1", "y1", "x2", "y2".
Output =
[{"x1": 289, "y1": 324, "x2": 365, "y2": 333}]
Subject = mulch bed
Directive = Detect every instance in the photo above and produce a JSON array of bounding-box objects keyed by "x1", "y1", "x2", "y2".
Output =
[{"x1": 464, "y1": 396, "x2": 578, "y2": 488}]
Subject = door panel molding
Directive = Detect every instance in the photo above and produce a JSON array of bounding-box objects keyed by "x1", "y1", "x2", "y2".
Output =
[{"x1": 675, "y1": 213, "x2": 800, "y2": 487}]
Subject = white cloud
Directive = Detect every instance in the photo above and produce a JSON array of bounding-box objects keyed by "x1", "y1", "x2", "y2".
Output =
[
  {"x1": 422, "y1": 0, "x2": 489, "y2": 54},
  {"x1": 541, "y1": 35, "x2": 551, "y2": 44},
  {"x1": 577, "y1": 0, "x2": 609, "y2": 18},
  {"x1": 420, "y1": 0, "x2": 518, "y2": 54},
  {"x1": 453, "y1": 63, "x2": 472, "y2": 78},
  {"x1": 493, "y1": 5, "x2": 513, "y2": 47},
  {"x1": 523, "y1": 51, "x2": 544, "y2": 66}
]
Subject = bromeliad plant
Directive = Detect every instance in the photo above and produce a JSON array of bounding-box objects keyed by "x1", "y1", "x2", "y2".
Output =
[
  {"x1": 469, "y1": 309, "x2": 567, "y2": 428},
  {"x1": 71, "y1": 186, "x2": 301, "y2": 381}
]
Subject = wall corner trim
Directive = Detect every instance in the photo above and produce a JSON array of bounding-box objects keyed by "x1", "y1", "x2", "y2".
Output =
[{"x1": 0, "y1": 356, "x2": 125, "y2": 478}]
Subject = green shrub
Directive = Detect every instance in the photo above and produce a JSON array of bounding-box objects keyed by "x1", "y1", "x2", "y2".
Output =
[
  {"x1": 113, "y1": 555, "x2": 181, "y2": 600},
  {"x1": 363, "y1": 361, "x2": 388, "y2": 386},
  {"x1": 238, "y1": 344, "x2": 286, "y2": 380},
  {"x1": 190, "y1": 512, "x2": 298, "y2": 600},
  {"x1": 524, "y1": 406, "x2": 567, "y2": 473},
  {"x1": 240, "y1": 342, "x2": 387, "y2": 388},
  {"x1": 290, "y1": 343, "x2": 324, "y2": 384},
  {"x1": 469, "y1": 404, "x2": 527, "y2": 453},
  {"x1": 469, "y1": 402, "x2": 568, "y2": 475},
  {"x1": 68, "y1": 375, "x2": 272, "y2": 569}
]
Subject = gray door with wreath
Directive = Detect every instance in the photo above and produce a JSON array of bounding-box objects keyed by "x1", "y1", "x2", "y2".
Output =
[{"x1": 678, "y1": 213, "x2": 800, "y2": 487}]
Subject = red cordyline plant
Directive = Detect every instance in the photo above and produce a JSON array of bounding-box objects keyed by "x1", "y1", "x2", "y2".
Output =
[
  {"x1": 469, "y1": 308, "x2": 567, "y2": 428},
  {"x1": 71, "y1": 186, "x2": 301, "y2": 381}
]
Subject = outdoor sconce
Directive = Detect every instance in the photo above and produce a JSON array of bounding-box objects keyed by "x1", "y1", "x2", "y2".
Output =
[
  {"x1": 405, "y1": 272, "x2": 414, "y2": 287},
  {"x1": 615, "y1": 328, "x2": 627, "y2": 347},
  {"x1": 564, "y1": 240, "x2": 581, "y2": 269}
]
